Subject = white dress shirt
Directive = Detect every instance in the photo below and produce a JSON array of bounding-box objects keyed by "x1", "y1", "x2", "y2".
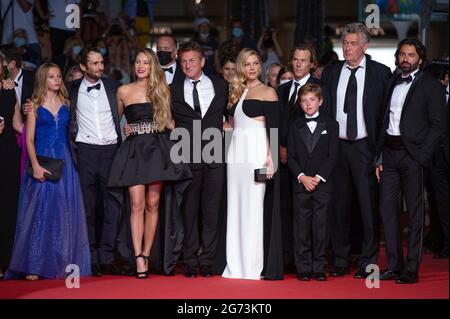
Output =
[
  {"x1": 298, "y1": 111, "x2": 326, "y2": 183},
  {"x1": 289, "y1": 73, "x2": 311, "y2": 103},
  {"x1": 13, "y1": 69, "x2": 23, "y2": 108},
  {"x1": 76, "y1": 78, "x2": 118, "y2": 145},
  {"x1": 162, "y1": 61, "x2": 177, "y2": 85},
  {"x1": 184, "y1": 73, "x2": 215, "y2": 118},
  {"x1": 446, "y1": 84, "x2": 449, "y2": 104},
  {"x1": 387, "y1": 69, "x2": 419, "y2": 136},
  {"x1": 336, "y1": 56, "x2": 368, "y2": 140},
  {"x1": 305, "y1": 111, "x2": 319, "y2": 133}
]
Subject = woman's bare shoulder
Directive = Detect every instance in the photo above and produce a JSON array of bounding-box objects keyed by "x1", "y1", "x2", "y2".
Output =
[{"x1": 259, "y1": 85, "x2": 278, "y2": 102}]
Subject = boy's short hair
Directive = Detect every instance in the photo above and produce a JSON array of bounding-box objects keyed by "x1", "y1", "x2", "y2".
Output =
[{"x1": 298, "y1": 83, "x2": 323, "y2": 100}]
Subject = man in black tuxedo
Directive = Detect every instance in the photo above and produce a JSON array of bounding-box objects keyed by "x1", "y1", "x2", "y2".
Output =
[
  {"x1": 287, "y1": 83, "x2": 339, "y2": 281},
  {"x1": 170, "y1": 41, "x2": 228, "y2": 277},
  {"x1": 376, "y1": 39, "x2": 446, "y2": 283},
  {"x1": 66, "y1": 48, "x2": 123, "y2": 276},
  {"x1": 277, "y1": 43, "x2": 321, "y2": 272},
  {"x1": 424, "y1": 63, "x2": 449, "y2": 259},
  {"x1": 3, "y1": 50, "x2": 34, "y2": 112},
  {"x1": 156, "y1": 34, "x2": 184, "y2": 85},
  {"x1": 430, "y1": 82, "x2": 449, "y2": 259},
  {"x1": 321, "y1": 22, "x2": 392, "y2": 278}
]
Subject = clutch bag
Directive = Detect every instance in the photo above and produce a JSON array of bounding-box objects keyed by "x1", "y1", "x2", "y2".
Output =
[
  {"x1": 27, "y1": 156, "x2": 65, "y2": 181},
  {"x1": 254, "y1": 167, "x2": 268, "y2": 183}
]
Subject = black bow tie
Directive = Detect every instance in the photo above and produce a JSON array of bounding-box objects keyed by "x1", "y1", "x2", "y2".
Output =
[
  {"x1": 305, "y1": 117, "x2": 318, "y2": 123},
  {"x1": 163, "y1": 67, "x2": 173, "y2": 74},
  {"x1": 396, "y1": 75, "x2": 413, "y2": 85},
  {"x1": 87, "y1": 83, "x2": 101, "y2": 92}
]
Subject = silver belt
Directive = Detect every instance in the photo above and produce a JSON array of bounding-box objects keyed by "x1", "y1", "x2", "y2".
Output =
[{"x1": 129, "y1": 121, "x2": 160, "y2": 135}]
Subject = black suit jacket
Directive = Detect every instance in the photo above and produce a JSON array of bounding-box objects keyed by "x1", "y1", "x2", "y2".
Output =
[
  {"x1": 277, "y1": 75, "x2": 322, "y2": 146},
  {"x1": 20, "y1": 69, "x2": 35, "y2": 108},
  {"x1": 170, "y1": 75, "x2": 228, "y2": 170},
  {"x1": 66, "y1": 78, "x2": 122, "y2": 163},
  {"x1": 173, "y1": 62, "x2": 185, "y2": 84},
  {"x1": 377, "y1": 70, "x2": 446, "y2": 166},
  {"x1": 67, "y1": 78, "x2": 122, "y2": 143},
  {"x1": 321, "y1": 56, "x2": 392, "y2": 154},
  {"x1": 287, "y1": 114, "x2": 339, "y2": 193},
  {"x1": 443, "y1": 99, "x2": 449, "y2": 164}
]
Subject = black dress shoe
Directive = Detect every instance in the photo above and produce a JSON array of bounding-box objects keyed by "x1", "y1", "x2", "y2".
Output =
[
  {"x1": 330, "y1": 266, "x2": 349, "y2": 277},
  {"x1": 379, "y1": 269, "x2": 401, "y2": 281},
  {"x1": 353, "y1": 267, "x2": 370, "y2": 279},
  {"x1": 297, "y1": 272, "x2": 312, "y2": 281},
  {"x1": 184, "y1": 268, "x2": 197, "y2": 278},
  {"x1": 91, "y1": 264, "x2": 102, "y2": 277},
  {"x1": 313, "y1": 272, "x2": 327, "y2": 281},
  {"x1": 200, "y1": 267, "x2": 213, "y2": 277},
  {"x1": 395, "y1": 272, "x2": 418, "y2": 284}
]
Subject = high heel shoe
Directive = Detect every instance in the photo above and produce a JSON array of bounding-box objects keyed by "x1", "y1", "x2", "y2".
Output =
[
  {"x1": 143, "y1": 254, "x2": 151, "y2": 277},
  {"x1": 135, "y1": 254, "x2": 148, "y2": 279}
]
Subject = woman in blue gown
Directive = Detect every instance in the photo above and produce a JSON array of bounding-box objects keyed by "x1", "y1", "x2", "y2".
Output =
[{"x1": 5, "y1": 63, "x2": 90, "y2": 280}]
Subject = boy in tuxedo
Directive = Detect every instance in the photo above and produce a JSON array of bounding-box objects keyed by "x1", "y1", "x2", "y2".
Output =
[{"x1": 287, "y1": 83, "x2": 339, "y2": 281}]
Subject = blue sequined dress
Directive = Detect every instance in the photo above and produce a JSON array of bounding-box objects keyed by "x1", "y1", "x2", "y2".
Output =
[{"x1": 5, "y1": 105, "x2": 91, "y2": 279}]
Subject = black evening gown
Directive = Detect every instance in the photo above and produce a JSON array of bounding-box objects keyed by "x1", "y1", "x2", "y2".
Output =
[
  {"x1": 0, "y1": 89, "x2": 20, "y2": 271},
  {"x1": 108, "y1": 103, "x2": 192, "y2": 275}
]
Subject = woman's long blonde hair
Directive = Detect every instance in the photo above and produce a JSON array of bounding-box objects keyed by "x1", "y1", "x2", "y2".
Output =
[
  {"x1": 136, "y1": 48, "x2": 172, "y2": 131},
  {"x1": 228, "y1": 48, "x2": 262, "y2": 107},
  {"x1": 31, "y1": 63, "x2": 69, "y2": 109}
]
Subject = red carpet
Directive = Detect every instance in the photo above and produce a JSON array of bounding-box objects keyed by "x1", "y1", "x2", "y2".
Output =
[{"x1": 0, "y1": 253, "x2": 447, "y2": 299}]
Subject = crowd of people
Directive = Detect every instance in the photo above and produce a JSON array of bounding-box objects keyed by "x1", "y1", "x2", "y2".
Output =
[{"x1": 0, "y1": 5, "x2": 448, "y2": 287}]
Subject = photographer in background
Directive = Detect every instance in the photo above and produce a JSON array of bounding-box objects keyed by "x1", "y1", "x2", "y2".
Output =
[{"x1": 257, "y1": 25, "x2": 283, "y2": 82}]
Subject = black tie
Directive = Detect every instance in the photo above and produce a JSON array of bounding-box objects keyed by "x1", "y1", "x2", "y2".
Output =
[
  {"x1": 14, "y1": 72, "x2": 23, "y2": 87},
  {"x1": 87, "y1": 83, "x2": 101, "y2": 92},
  {"x1": 192, "y1": 80, "x2": 202, "y2": 117},
  {"x1": 163, "y1": 67, "x2": 173, "y2": 74},
  {"x1": 305, "y1": 117, "x2": 318, "y2": 123},
  {"x1": 396, "y1": 75, "x2": 413, "y2": 85},
  {"x1": 344, "y1": 66, "x2": 360, "y2": 141},
  {"x1": 288, "y1": 82, "x2": 300, "y2": 119}
]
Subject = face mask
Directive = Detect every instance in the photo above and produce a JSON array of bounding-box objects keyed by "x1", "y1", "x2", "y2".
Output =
[
  {"x1": 14, "y1": 37, "x2": 26, "y2": 47},
  {"x1": 199, "y1": 32, "x2": 209, "y2": 39},
  {"x1": 279, "y1": 79, "x2": 291, "y2": 85},
  {"x1": 72, "y1": 45, "x2": 82, "y2": 56},
  {"x1": 99, "y1": 47, "x2": 108, "y2": 56},
  {"x1": 157, "y1": 51, "x2": 173, "y2": 66},
  {"x1": 232, "y1": 27, "x2": 244, "y2": 38}
]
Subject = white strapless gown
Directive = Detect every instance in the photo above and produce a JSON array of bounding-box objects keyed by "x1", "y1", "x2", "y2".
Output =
[{"x1": 222, "y1": 89, "x2": 268, "y2": 280}]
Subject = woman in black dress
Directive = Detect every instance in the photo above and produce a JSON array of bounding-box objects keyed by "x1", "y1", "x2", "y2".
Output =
[
  {"x1": 0, "y1": 54, "x2": 23, "y2": 279},
  {"x1": 108, "y1": 49, "x2": 192, "y2": 278}
]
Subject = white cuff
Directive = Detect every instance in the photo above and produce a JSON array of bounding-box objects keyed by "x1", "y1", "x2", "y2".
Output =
[
  {"x1": 297, "y1": 173, "x2": 304, "y2": 183},
  {"x1": 315, "y1": 174, "x2": 326, "y2": 183}
]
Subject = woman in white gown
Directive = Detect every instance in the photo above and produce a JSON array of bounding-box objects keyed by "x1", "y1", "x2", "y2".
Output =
[{"x1": 222, "y1": 48, "x2": 284, "y2": 280}]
